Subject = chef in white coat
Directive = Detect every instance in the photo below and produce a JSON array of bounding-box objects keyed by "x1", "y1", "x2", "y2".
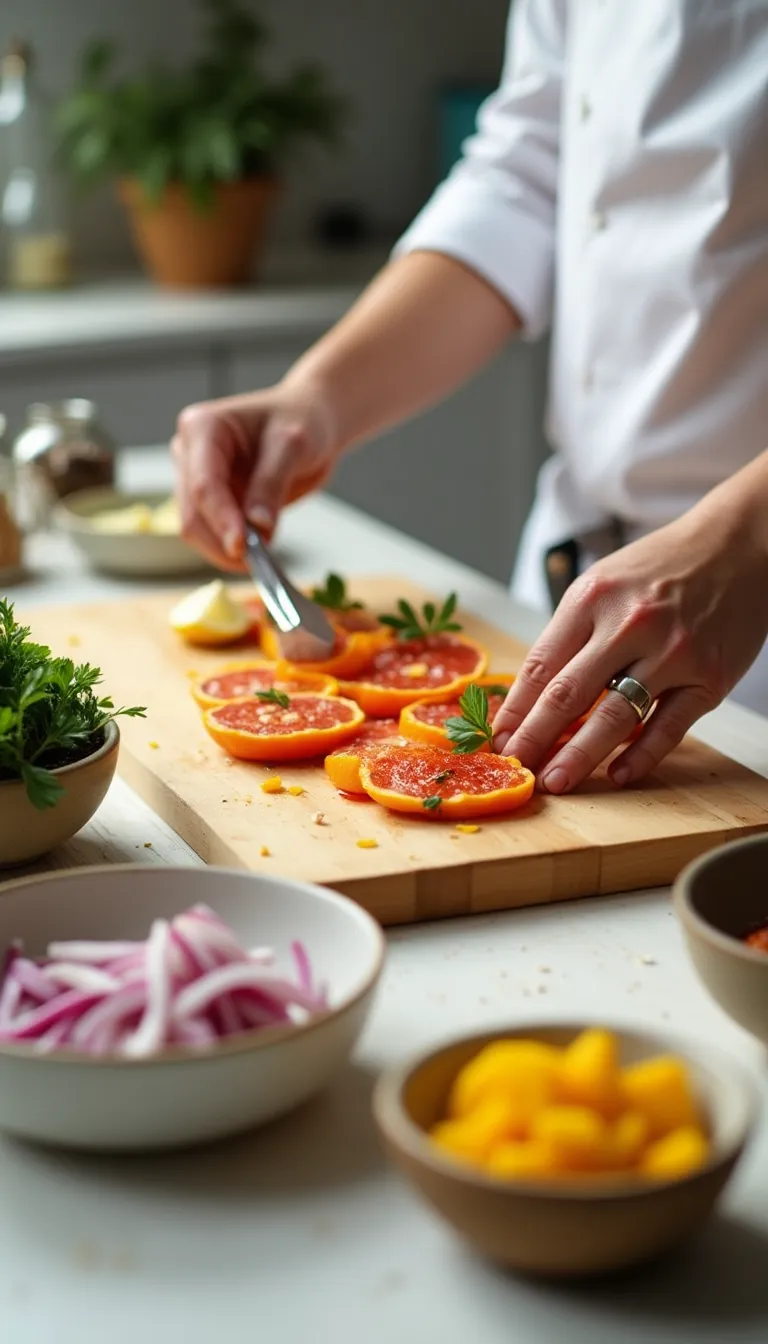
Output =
[{"x1": 173, "y1": 0, "x2": 768, "y2": 795}]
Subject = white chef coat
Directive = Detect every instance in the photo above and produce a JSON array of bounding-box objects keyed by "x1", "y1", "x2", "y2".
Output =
[{"x1": 395, "y1": 0, "x2": 768, "y2": 711}]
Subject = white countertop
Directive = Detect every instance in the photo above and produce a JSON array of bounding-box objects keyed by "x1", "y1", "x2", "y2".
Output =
[
  {"x1": 2, "y1": 449, "x2": 768, "y2": 1344},
  {"x1": 0, "y1": 247, "x2": 390, "y2": 364}
]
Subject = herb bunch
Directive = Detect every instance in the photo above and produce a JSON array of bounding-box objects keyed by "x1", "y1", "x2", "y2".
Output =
[
  {"x1": 445, "y1": 684, "x2": 495, "y2": 755},
  {"x1": 310, "y1": 573, "x2": 363, "y2": 613},
  {"x1": 0, "y1": 600, "x2": 146, "y2": 810},
  {"x1": 379, "y1": 593, "x2": 462, "y2": 642}
]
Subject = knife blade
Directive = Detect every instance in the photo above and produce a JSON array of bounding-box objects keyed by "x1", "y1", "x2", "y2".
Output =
[{"x1": 244, "y1": 527, "x2": 336, "y2": 662}]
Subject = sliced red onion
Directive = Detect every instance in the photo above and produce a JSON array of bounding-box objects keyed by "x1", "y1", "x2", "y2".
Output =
[
  {"x1": 0, "y1": 906, "x2": 326, "y2": 1057},
  {"x1": 122, "y1": 920, "x2": 172, "y2": 1059},
  {"x1": 45, "y1": 963, "x2": 121, "y2": 995},
  {"x1": 46, "y1": 940, "x2": 141, "y2": 964},
  {"x1": 13, "y1": 958, "x2": 58, "y2": 1003}
]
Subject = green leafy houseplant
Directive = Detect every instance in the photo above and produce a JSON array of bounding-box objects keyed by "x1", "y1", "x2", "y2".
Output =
[
  {"x1": 56, "y1": 0, "x2": 345, "y2": 212},
  {"x1": 0, "y1": 600, "x2": 145, "y2": 810}
]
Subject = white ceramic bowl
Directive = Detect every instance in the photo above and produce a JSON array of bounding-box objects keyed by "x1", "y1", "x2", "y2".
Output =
[
  {"x1": 0, "y1": 865, "x2": 385, "y2": 1152},
  {"x1": 54, "y1": 487, "x2": 210, "y2": 577}
]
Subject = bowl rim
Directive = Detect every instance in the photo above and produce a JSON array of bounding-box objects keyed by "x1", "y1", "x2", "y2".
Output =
[
  {"x1": 0, "y1": 719, "x2": 119, "y2": 791},
  {"x1": 54, "y1": 487, "x2": 176, "y2": 530},
  {"x1": 373, "y1": 1019, "x2": 759, "y2": 1203},
  {"x1": 673, "y1": 835, "x2": 768, "y2": 968},
  {"x1": 0, "y1": 863, "x2": 386, "y2": 1068}
]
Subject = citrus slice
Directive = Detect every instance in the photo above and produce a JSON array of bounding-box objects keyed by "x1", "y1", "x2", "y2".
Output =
[
  {"x1": 400, "y1": 674, "x2": 515, "y2": 747},
  {"x1": 169, "y1": 580, "x2": 251, "y2": 647},
  {"x1": 191, "y1": 659, "x2": 338, "y2": 710},
  {"x1": 261, "y1": 623, "x2": 390, "y2": 679},
  {"x1": 340, "y1": 634, "x2": 488, "y2": 718},
  {"x1": 324, "y1": 719, "x2": 412, "y2": 794},
  {"x1": 204, "y1": 692, "x2": 365, "y2": 762},
  {"x1": 359, "y1": 743, "x2": 534, "y2": 820}
]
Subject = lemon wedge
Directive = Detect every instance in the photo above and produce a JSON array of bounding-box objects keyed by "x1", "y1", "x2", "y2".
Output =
[{"x1": 169, "y1": 580, "x2": 251, "y2": 646}]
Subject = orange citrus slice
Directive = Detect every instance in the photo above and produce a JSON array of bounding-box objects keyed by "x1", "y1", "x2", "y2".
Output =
[
  {"x1": 324, "y1": 719, "x2": 412, "y2": 794},
  {"x1": 191, "y1": 659, "x2": 338, "y2": 710},
  {"x1": 359, "y1": 743, "x2": 535, "y2": 820},
  {"x1": 340, "y1": 634, "x2": 488, "y2": 718},
  {"x1": 260, "y1": 624, "x2": 390, "y2": 679},
  {"x1": 400, "y1": 673, "x2": 515, "y2": 747},
  {"x1": 204, "y1": 692, "x2": 365, "y2": 762}
]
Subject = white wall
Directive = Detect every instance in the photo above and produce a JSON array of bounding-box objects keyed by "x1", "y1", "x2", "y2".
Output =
[{"x1": 0, "y1": 0, "x2": 510, "y2": 270}]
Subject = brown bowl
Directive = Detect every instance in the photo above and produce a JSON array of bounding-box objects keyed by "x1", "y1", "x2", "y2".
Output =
[
  {"x1": 674, "y1": 834, "x2": 768, "y2": 1047},
  {"x1": 373, "y1": 1022, "x2": 758, "y2": 1279},
  {"x1": 0, "y1": 721, "x2": 119, "y2": 868}
]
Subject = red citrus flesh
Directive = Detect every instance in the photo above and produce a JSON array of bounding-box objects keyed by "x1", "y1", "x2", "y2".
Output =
[
  {"x1": 211, "y1": 696, "x2": 356, "y2": 735},
  {"x1": 363, "y1": 745, "x2": 526, "y2": 799},
  {"x1": 412, "y1": 689, "x2": 509, "y2": 727},
  {"x1": 361, "y1": 636, "x2": 482, "y2": 691}
]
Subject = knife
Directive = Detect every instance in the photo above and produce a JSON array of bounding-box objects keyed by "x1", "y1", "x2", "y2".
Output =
[{"x1": 244, "y1": 526, "x2": 337, "y2": 662}]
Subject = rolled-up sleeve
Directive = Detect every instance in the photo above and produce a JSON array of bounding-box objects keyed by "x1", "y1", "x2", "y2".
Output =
[{"x1": 394, "y1": 0, "x2": 565, "y2": 340}]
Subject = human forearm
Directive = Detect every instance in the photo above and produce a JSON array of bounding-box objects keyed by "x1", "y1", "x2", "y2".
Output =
[{"x1": 282, "y1": 250, "x2": 521, "y2": 455}]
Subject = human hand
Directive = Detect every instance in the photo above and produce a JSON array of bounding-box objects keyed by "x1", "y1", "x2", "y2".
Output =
[
  {"x1": 493, "y1": 502, "x2": 768, "y2": 793},
  {"x1": 172, "y1": 378, "x2": 337, "y2": 570}
]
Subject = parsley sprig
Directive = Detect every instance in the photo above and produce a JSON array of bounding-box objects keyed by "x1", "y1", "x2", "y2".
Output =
[
  {"x1": 445, "y1": 683, "x2": 495, "y2": 755},
  {"x1": 310, "y1": 573, "x2": 363, "y2": 613},
  {"x1": 422, "y1": 795, "x2": 443, "y2": 812},
  {"x1": 255, "y1": 688, "x2": 290, "y2": 709},
  {"x1": 379, "y1": 592, "x2": 462, "y2": 642},
  {"x1": 0, "y1": 600, "x2": 146, "y2": 810}
]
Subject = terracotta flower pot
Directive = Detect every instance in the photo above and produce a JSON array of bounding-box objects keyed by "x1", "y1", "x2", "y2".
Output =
[
  {"x1": 0, "y1": 721, "x2": 120, "y2": 868},
  {"x1": 118, "y1": 178, "x2": 280, "y2": 289}
]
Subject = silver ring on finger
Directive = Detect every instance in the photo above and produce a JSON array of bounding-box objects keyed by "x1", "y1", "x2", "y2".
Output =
[{"x1": 606, "y1": 672, "x2": 654, "y2": 722}]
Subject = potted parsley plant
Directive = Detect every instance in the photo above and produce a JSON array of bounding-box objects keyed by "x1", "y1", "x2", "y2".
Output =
[{"x1": 56, "y1": 0, "x2": 345, "y2": 288}]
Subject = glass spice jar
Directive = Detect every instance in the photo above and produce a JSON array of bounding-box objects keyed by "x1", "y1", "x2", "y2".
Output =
[{"x1": 12, "y1": 399, "x2": 116, "y2": 532}]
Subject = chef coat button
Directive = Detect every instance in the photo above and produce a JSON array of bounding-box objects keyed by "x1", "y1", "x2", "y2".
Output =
[{"x1": 579, "y1": 95, "x2": 592, "y2": 122}]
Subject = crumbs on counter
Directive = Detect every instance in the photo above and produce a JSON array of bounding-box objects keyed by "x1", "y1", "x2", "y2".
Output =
[
  {"x1": 259, "y1": 845, "x2": 271, "y2": 857},
  {"x1": 638, "y1": 954, "x2": 657, "y2": 966},
  {"x1": 357, "y1": 838, "x2": 378, "y2": 850},
  {"x1": 143, "y1": 842, "x2": 152, "y2": 849},
  {"x1": 311, "y1": 811, "x2": 328, "y2": 826},
  {"x1": 287, "y1": 785, "x2": 305, "y2": 797},
  {"x1": 67, "y1": 635, "x2": 81, "y2": 647},
  {"x1": 261, "y1": 776, "x2": 283, "y2": 795},
  {"x1": 148, "y1": 741, "x2": 159, "y2": 750},
  {"x1": 455, "y1": 824, "x2": 481, "y2": 835}
]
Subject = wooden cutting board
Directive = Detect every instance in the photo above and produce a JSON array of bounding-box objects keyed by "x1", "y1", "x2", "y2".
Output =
[{"x1": 25, "y1": 577, "x2": 768, "y2": 925}]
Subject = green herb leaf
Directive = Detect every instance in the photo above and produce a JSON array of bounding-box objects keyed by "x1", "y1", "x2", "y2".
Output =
[
  {"x1": 255, "y1": 688, "x2": 290, "y2": 709},
  {"x1": 482, "y1": 683, "x2": 512, "y2": 698},
  {"x1": 422, "y1": 795, "x2": 443, "y2": 811},
  {"x1": 378, "y1": 591, "x2": 463, "y2": 641},
  {"x1": 310, "y1": 573, "x2": 363, "y2": 612},
  {"x1": 445, "y1": 683, "x2": 494, "y2": 755},
  {"x1": 432, "y1": 769, "x2": 453, "y2": 784},
  {"x1": 0, "y1": 600, "x2": 146, "y2": 810}
]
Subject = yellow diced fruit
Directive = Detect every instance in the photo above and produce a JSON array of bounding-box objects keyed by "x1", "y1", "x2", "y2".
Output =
[
  {"x1": 487, "y1": 1139, "x2": 559, "y2": 1181},
  {"x1": 641, "y1": 1126, "x2": 710, "y2": 1182},
  {"x1": 531, "y1": 1105, "x2": 609, "y2": 1171},
  {"x1": 356, "y1": 838, "x2": 378, "y2": 850},
  {"x1": 603, "y1": 1110, "x2": 649, "y2": 1171},
  {"x1": 455, "y1": 824, "x2": 480, "y2": 835},
  {"x1": 431, "y1": 1096, "x2": 521, "y2": 1166},
  {"x1": 448, "y1": 1040, "x2": 561, "y2": 1122},
  {"x1": 558, "y1": 1028, "x2": 622, "y2": 1117},
  {"x1": 260, "y1": 776, "x2": 283, "y2": 795},
  {"x1": 621, "y1": 1056, "x2": 700, "y2": 1139},
  {"x1": 287, "y1": 785, "x2": 305, "y2": 796}
]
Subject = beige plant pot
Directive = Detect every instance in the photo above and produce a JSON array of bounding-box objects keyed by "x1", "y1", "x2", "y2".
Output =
[
  {"x1": 0, "y1": 721, "x2": 119, "y2": 868},
  {"x1": 118, "y1": 177, "x2": 280, "y2": 289}
]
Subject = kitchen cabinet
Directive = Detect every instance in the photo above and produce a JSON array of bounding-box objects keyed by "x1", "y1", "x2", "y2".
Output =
[{"x1": 0, "y1": 280, "x2": 550, "y2": 582}]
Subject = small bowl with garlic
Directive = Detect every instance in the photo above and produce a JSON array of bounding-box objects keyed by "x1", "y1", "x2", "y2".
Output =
[{"x1": 54, "y1": 486, "x2": 211, "y2": 578}]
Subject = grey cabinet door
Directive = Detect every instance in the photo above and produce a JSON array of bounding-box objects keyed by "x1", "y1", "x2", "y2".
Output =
[{"x1": 0, "y1": 353, "x2": 214, "y2": 446}]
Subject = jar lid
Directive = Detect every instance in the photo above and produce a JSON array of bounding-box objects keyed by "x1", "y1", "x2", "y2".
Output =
[{"x1": 26, "y1": 399, "x2": 98, "y2": 426}]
